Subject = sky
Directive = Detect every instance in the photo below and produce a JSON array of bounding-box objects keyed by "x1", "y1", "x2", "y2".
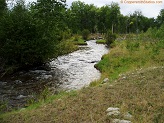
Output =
[{"x1": 26, "y1": 0, "x2": 164, "y2": 18}]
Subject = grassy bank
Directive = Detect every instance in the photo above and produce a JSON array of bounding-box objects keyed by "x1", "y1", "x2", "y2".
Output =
[
  {"x1": 72, "y1": 35, "x2": 87, "y2": 45},
  {"x1": 74, "y1": 38, "x2": 87, "y2": 45},
  {"x1": 0, "y1": 35, "x2": 164, "y2": 123},
  {"x1": 94, "y1": 38, "x2": 164, "y2": 82},
  {"x1": 96, "y1": 39, "x2": 106, "y2": 44}
]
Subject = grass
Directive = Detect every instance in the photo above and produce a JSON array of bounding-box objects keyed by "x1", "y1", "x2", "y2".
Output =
[
  {"x1": 74, "y1": 38, "x2": 87, "y2": 45},
  {"x1": 0, "y1": 67, "x2": 163, "y2": 123},
  {"x1": 0, "y1": 34, "x2": 164, "y2": 123},
  {"x1": 72, "y1": 35, "x2": 87, "y2": 45},
  {"x1": 96, "y1": 39, "x2": 106, "y2": 44},
  {"x1": 95, "y1": 39, "x2": 164, "y2": 82},
  {"x1": 56, "y1": 40, "x2": 79, "y2": 56}
]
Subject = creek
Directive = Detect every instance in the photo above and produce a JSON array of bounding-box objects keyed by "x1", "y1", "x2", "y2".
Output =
[{"x1": 0, "y1": 40, "x2": 108, "y2": 109}]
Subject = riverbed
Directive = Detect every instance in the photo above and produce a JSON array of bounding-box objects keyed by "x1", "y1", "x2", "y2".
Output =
[{"x1": 0, "y1": 40, "x2": 108, "y2": 109}]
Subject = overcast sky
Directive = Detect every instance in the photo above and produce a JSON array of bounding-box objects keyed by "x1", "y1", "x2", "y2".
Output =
[{"x1": 26, "y1": 0, "x2": 164, "y2": 18}]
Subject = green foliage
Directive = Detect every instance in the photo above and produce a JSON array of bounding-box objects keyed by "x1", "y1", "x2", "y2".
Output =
[
  {"x1": 73, "y1": 34, "x2": 79, "y2": 41},
  {"x1": 156, "y1": 24, "x2": 164, "y2": 39},
  {"x1": 0, "y1": 0, "x2": 66, "y2": 72},
  {"x1": 156, "y1": 9, "x2": 164, "y2": 27},
  {"x1": 55, "y1": 40, "x2": 78, "y2": 56},
  {"x1": 105, "y1": 30, "x2": 116, "y2": 46},
  {"x1": 96, "y1": 39, "x2": 106, "y2": 44},
  {"x1": 82, "y1": 29, "x2": 90, "y2": 40},
  {"x1": 145, "y1": 23, "x2": 164, "y2": 39},
  {"x1": 126, "y1": 41, "x2": 140, "y2": 51},
  {"x1": 0, "y1": 0, "x2": 6, "y2": 16},
  {"x1": 96, "y1": 38, "x2": 164, "y2": 80},
  {"x1": 0, "y1": 100, "x2": 8, "y2": 113}
]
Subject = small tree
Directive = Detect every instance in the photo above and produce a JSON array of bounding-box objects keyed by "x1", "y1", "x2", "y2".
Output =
[
  {"x1": 82, "y1": 29, "x2": 90, "y2": 40},
  {"x1": 105, "y1": 30, "x2": 116, "y2": 46}
]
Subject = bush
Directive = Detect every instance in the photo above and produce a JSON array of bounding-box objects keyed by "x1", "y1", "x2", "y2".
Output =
[
  {"x1": 105, "y1": 30, "x2": 116, "y2": 46},
  {"x1": 82, "y1": 29, "x2": 90, "y2": 40},
  {"x1": 73, "y1": 34, "x2": 79, "y2": 41}
]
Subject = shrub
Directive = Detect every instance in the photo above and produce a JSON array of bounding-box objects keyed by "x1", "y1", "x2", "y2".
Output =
[
  {"x1": 82, "y1": 29, "x2": 90, "y2": 40},
  {"x1": 73, "y1": 34, "x2": 79, "y2": 41},
  {"x1": 105, "y1": 30, "x2": 116, "y2": 46}
]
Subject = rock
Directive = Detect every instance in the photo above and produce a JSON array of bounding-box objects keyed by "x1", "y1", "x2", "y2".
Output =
[
  {"x1": 124, "y1": 112, "x2": 133, "y2": 119},
  {"x1": 109, "y1": 84, "x2": 113, "y2": 87},
  {"x1": 30, "y1": 70, "x2": 47, "y2": 74},
  {"x1": 37, "y1": 75, "x2": 53, "y2": 80},
  {"x1": 16, "y1": 95, "x2": 27, "y2": 99},
  {"x1": 0, "y1": 82, "x2": 7, "y2": 86},
  {"x1": 112, "y1": 119, "x2": 132, "y2": 123},
  {"x1": 106, "y1": 107, "x2": 119, "y2": 112},
  {"x1": 90, "y1": 61, "x2": 98, "y2": 63},
  {"x1": 15, "y1": 80, "x2": 22, "y2": 84},
  {"x1": 122, "y1": 76, "x2": 127, "y2": 79},
  {"x1": 107, "y1": 111, "x2": 120, "y2": 116},
  {"x1": 42, "y1": 75, "x2": 53, "y2": 79},
  {"x1": 102, "y1": 78, "x2": 109, "y2": 83},
  {"x1": 106, "y1": 107, "x2": 120, "y2": 116},
  {"x1": 20, "y1": 108, "x2": 26, "y2": 111}
]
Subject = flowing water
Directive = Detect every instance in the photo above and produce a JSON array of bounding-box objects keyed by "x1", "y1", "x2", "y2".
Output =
[{"x1": 0, "y1": 40, "x2": 108, "y2": 109}]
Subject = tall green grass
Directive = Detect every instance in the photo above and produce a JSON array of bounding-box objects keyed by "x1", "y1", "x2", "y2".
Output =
[{"x1": 95, "y1": 37, "x2": 164, "y2": 82}]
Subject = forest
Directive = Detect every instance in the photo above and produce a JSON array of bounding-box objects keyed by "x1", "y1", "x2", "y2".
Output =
[{"x1": 0, "y1": 0, "x2": 164, "y2": 74}]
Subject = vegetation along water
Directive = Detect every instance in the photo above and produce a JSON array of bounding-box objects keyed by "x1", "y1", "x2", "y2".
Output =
[{"x1": 0, "y1": 0, "x2": 164, "y2": 123}]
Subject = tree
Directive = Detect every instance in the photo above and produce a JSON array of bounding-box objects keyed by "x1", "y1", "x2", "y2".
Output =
[
  {"x1": 156, "y1": 9, "x2": 164, "y2": 27},
  {"x1": 97, "y1": 3, "x2": 120, "y2": 33},
  {"x1": 109, "y1": 2, "x2": 120, "y2": 33},
  {"x1": 0, "y1": 0, "x2": 6, "y2": 16},
  {"x1": 68, "y1": 1, "x2": 98, "y2": 33},
  {"x1": 0, "y1": 0, "x2": 67, "y2": 71}
]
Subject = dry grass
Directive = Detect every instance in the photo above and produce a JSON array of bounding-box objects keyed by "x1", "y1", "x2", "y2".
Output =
[{"x1": 0, "y1": 67, "x2": 163, "y2": 123}]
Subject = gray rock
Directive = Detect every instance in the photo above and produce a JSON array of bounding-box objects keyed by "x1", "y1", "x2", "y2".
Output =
[
  {"x1": 102, "y1": 78, "x2": 109, "y2": 83},
  {"x1": 42, "y1": 75, "x2": 53, "y2": 79},
  {"x1": 122, "y1": 76, "x2": 127, "y2": 79},
  {"x1": 106, "y1": 107, "x2": 119, "y2": 112},
  {"x1": 30, "y1": 70, "x2": 47, "y2": 73},
  {"x1": 107, "y1": 111, "x2": 120, "y2": 116},
  {"x1": 15, "y1": 80, "x2": 22, "y2": 84},
  {"x1": 112, "y1": 119, "x2": 132, "y2": 123},
  {"x1": 106, "y1": 107, "x2": 120, "y2": 116},
  {"x1": 16, "y1": 95, "x2": 27, "y2": 99},
  {"x1": 124, "y1": 112, "x2": 133, "y2": 119},
  {"x1": 37, "y1": 75, "x2": 53, "y2": 80},
  {"x1": 0, "y1": 82, "x2": 7, "y2": 86}
]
